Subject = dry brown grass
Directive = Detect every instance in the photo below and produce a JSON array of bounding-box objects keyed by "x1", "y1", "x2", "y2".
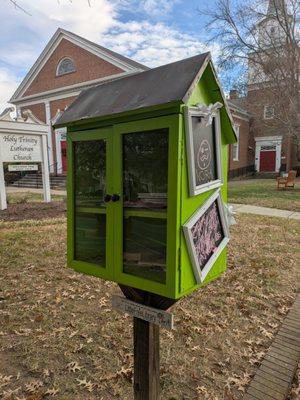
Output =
[{"x1": 0, "y1": 214, "x2": 299, "y2": 399}]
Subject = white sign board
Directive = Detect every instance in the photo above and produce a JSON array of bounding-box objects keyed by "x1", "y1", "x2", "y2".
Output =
[
  {"x1": 0, "y1": 132, "x2": 51, "y2": 210},
  {"x1": 0, "y1": 133, "x2": 42, "y2": 162},
  {"x1": 8, "y1": 164, "x2": 38, "y2": 172},
  {"x1": 111, "y1": 295, "x2": 174, "y2": 330}
]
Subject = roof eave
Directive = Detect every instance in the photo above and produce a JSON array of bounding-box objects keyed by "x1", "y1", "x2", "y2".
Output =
[
  {"x1": 53, "y1": 100, "x2": 182, "y2": 129},
  {"x1": 182, "y1": 52, "x2": 211, "y2": 103},
  {"x1": 182, "y1": 56, "x2": 237, "y2": 144}
]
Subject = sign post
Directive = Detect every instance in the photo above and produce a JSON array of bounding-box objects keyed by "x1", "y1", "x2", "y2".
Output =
[
  {"x1": 41, "y1": 134, "x2": 51, "y2": 203},
  {"x1": 0, "y1": 151, "x2": 7, "y2": 210},
  {"x1": 113, "y1": 287, "x2": 176, "y2": 400},
  {"x1": 134, "y1": 318, "x2": 160, "y2": 400}
]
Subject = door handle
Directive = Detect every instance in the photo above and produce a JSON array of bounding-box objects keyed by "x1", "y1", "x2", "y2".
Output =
[
  {"x1": 104, "y1": 194, "x2": 112, "y2": 203},
  {"x1": 111, "y1": 194, "x2": 120, "y2": 202}
]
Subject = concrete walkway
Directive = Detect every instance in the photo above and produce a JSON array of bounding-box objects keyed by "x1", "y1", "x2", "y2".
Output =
[{"x1": 232, "y1": 203, "x2": 300, "y2": 220}]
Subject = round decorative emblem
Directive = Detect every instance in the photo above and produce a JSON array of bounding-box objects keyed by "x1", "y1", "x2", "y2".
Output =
[{"x1": 197, "y1": 139, "x2": 211, "y2": 171}]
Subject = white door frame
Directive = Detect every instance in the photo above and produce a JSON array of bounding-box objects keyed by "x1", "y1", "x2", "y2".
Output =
[{"x1": 254, "y1": 136, "x2": 282, "y2": 172}]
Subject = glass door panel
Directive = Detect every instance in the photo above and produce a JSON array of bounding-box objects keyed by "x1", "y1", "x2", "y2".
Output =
[
  {"x1": 122, "y1": 129, "x2": 169, "y2": 283},
  {"x1": 74, "y1": 139, "x2": 107, "y2": 266}
]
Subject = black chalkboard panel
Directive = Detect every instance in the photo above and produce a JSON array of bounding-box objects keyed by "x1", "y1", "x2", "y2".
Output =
[
  {"x1": 190, "y1": 200, "x2": 224, "y2": 271},
  {"x1": 191, "y1": 116, "x2": 217, "y2": 187}
]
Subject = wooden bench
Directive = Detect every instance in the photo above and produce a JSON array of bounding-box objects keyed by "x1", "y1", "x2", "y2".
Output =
[{"x1": 277, "y1": 170, "x2": 297, "y2": 189}]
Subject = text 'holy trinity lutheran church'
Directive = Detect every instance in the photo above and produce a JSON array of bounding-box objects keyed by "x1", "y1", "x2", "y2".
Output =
[{"x1": 8, "y1": 0, "x2": 299, "y2": 181}]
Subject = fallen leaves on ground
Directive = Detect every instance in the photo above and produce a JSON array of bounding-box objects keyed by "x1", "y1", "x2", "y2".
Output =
[{"x1": 0, "y1": 213, "x2": 299, "y2": 399}]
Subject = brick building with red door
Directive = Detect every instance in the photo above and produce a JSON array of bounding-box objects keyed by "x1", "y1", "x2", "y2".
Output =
[{"x1": 227, "y1": 0, "x2": 300, "y2": 176}]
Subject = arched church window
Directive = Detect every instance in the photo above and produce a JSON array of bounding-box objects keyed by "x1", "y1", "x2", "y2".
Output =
[{"x1": 56, "y1": 57, "x2": 76, "y2": 76}]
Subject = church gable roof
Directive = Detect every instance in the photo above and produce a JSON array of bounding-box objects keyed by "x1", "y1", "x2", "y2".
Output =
[{"x1": 10, "y1": 28, "x2": 148, "y2": 102}]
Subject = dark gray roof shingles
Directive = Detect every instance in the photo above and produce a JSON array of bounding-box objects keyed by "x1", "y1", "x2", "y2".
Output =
[{"x1": 55, "y1": 52, "x2": 209, "y2": 126}]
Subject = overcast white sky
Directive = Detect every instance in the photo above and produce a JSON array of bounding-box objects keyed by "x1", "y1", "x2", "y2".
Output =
[{"x1": 0, "y1": 0, "x2": 221, "y2": 111}]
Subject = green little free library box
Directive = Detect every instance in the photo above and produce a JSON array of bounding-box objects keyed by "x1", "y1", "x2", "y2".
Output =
[{"x1": 55, "y1": 52, "x2": 237, "y2": 301}]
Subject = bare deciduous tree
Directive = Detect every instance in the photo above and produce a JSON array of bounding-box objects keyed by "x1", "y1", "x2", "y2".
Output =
[{"x1": 204, "y1": 0, "x2": 300, "y2": 157}]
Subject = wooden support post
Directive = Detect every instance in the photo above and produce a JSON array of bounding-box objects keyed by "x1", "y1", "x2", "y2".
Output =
[{"x1": 133, "y1": 317, "x2": 160, "y2": 400}]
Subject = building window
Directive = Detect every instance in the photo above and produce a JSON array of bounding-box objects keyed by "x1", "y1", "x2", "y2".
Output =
[
  {"x1": 56, "y1": 57, "x2": 76, "y2": 76},
  {"x1": 264, "y1": 105, "x2": 275, "y2": 119},
  {"x1": 232, "y1": 125, "x2": 239, "y2": 161}
]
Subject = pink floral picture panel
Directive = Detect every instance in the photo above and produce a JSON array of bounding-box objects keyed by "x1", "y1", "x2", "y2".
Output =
[
  {"x1": 183, "y1": 190, "x2": 229, "y2": 283},
  {"x1": 190, "y1": 200, "x2": 224, "y2": 271}
]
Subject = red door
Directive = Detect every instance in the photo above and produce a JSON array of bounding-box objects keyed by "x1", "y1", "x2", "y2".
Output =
[
  {"x1": 61, "y1": 140, "x2": 67, "y2": 173},
  {"x1": 260, "y1": 150, "x2": 276, "y2": 172}
]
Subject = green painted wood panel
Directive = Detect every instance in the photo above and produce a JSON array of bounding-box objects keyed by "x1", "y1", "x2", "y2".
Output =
[
  {"x1": 178, "y1": 69, "x2": 229, "y2": 297},
  {"x1": 65, "y1": 61, "x2": 232, "y2": 300}
]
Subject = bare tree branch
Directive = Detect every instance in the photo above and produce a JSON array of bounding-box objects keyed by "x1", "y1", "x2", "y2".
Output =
[
  {"x1": 8, "y1": 0, "x2": 31, "y2": 16},
  {"x1": 8, "y1": 0, "x2": 92, "y2": 15},
  {"x1": 203, "y1": 0, "x2": 300, "y2": 157}
]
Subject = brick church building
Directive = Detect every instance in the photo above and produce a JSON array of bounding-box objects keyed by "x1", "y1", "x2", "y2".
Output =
[{"x1": 9, "y1": 28, "x2": 147, "y2": 175}]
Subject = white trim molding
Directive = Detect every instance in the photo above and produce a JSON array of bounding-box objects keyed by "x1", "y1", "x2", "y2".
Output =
[
  {"x1": 11, "y1": 71, "x2": 137, "y2": 106},
  {"x1": 56, "y1": 56, "x2": 76, "y2": 76},
  {"x1": 254, "y1": 135, "x2": 282, "y2": 172}
]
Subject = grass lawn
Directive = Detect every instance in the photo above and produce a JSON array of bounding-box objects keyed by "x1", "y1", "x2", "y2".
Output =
[
  {"x1": 0, "y1": 214, "x2": 299, "y2": 399},
  {"x1": 228, "y1": 178, "x2": 300, "y2": 212},
  {"x1": 7, "y1": 191, "x2": 66, "y2": 204}
]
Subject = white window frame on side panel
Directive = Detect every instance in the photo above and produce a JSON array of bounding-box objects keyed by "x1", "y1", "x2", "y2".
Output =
[
  {"x1": 184, "y1": 104, "x2": 223, "y2": 197},
  {"x1": 182, "y1": 189, "x2": 229, "y2": 284}
]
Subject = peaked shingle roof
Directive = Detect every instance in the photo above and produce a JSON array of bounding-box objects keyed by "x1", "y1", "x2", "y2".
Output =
[{"x1": 56, "y1": 52, "x2": 210, "y2": 126}]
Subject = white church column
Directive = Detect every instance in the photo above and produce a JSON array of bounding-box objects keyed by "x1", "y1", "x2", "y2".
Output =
[
  {"x1": 44, "y1": 100, "x2": 54, "y2": 173},
  {"x1": 275, "y1": 140, "x2": 282, "y2": 173}
]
